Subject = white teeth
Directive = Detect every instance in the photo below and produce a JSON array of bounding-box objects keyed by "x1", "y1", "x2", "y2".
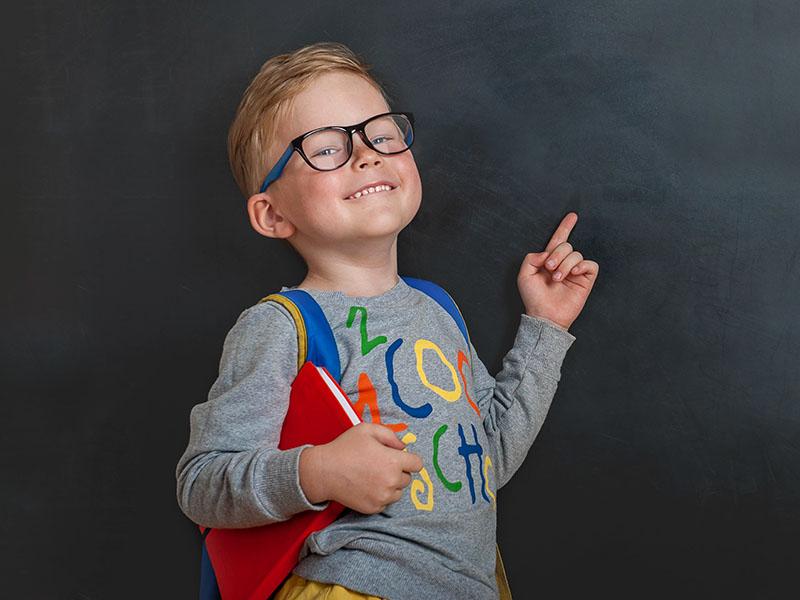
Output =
[{"x1": 348, "y1": 184, "x2": 393, "y2": 199}]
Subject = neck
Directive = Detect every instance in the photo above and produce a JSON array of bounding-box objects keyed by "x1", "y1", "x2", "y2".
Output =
[{"x1": 296, "y1": 236, "x2": 400, "y2": 297}]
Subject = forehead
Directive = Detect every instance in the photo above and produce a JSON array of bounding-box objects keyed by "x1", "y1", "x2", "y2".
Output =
[{"x1": 281, "y1": 71, "x2": 391, "y2": 140}]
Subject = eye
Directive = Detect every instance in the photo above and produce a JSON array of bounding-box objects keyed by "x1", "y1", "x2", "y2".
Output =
[
  {"x1": 372, "y1": 135, "x2": 394, "y2": 146},
  {"x1": 312, "y1": 147, "x2": 342, "y2": 157}
]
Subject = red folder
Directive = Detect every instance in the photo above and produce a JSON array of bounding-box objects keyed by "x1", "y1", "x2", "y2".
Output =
[{"x1": 199, "y1": 361, "x2": 362, "y2": 600}]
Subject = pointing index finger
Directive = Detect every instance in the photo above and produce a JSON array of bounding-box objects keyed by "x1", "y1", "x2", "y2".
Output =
[{"x1": 544, "y1": 212, "x2": 578, "y2": 253}]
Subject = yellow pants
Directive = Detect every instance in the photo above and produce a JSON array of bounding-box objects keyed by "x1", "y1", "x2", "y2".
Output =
[
  {"x1": 273, "y1": 546, "x2": 512, "y2": 599},
  {"x1": 273, "y1": 572, "x2": 385, "y2": 600}
]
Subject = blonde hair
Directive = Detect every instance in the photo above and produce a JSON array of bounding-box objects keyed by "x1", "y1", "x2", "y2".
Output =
[{"x1": 227, "y1": 42, "x2": 392, "y2": 199}]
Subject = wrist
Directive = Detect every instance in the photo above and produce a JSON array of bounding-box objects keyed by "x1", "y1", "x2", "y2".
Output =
[
  {"x1": 524, "y1": 312, "x2": 571, "y2": 332},
  {"x1": 299, "y1": 445, "x2": 329, "y2": 504}
]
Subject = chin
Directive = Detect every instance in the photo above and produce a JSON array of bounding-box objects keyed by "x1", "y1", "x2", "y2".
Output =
[{"x1": 349, "y1": 218, "x2": 408, "y2": 240}]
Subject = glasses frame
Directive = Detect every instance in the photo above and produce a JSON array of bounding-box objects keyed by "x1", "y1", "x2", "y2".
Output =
[{"x1": 258, "y1": 111, "x2": 415, "y2": 193}]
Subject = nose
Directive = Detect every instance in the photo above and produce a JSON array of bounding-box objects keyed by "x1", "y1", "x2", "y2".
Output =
[{"x1": 351, "y1": 132, "x2": 382, "y2": 169}]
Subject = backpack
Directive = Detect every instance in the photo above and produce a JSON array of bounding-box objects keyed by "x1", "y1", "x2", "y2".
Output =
[{"x1": 199, "y1": 276, "x2": 512, "y2": 600}]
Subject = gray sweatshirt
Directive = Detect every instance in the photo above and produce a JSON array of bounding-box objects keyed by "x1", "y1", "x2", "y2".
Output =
[{"x1": 176, "y1": 277, "x2": 576, "y2": 600}]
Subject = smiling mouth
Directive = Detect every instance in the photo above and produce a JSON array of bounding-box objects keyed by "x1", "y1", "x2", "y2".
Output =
[{"x1": 345, "y1": 184, "x2": 397, "y2": 200}]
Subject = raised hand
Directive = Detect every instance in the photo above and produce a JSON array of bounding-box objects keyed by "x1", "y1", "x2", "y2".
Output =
[{"x1": 516, "y1": 211, "x2": 599, "y2": 331}]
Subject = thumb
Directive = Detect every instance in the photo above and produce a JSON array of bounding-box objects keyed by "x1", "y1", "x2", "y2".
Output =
[
  {"x1": 520, "y1": 251, "x2": 547, "y2": 275},
  {"x1": 369, "y1": 424, "x2": 406, "y2": 450},
  {"x1": 527, "y1": 251, "x2": 549, "y2": 265}
]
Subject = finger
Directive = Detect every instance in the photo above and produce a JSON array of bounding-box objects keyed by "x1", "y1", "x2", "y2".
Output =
[
  {"x1": 544, "y1": 212, "x2": 578, "y2": 254},
  {"x1": 569, "y1": 261, "x2": 585, "y2": 275},
  {"x1": 380, "y1": 489, "x2": 401, "y2": 510},
  {"x1": 521, "y1": 251, "x2": 549, "y2": 275},
  {"x1": 543, "y1": 242, "x2": 573, "y2": 271},
  {"x1": 370, "y1": 424, "x2": 406, "y2": 449},
  {"x1": 527, "y1": 251, "x2": 549, "y2": 264},
  {"x1": 569, "y1": 260, "x2": 599, "y2": 277},
  {"x1": 552, "y1": 251, "x2": 583, "y2": 281},
  {"x1": 397, "y1": 472, "x2": 412, "y2": 489},
  {"x1": 402, "y1": 451, "x2": 424, "y2": 473}
]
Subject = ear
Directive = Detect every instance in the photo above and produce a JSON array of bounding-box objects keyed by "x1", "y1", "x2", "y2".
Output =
[{"x1": 246, "y1": 192, "x2": 296, "y2": 239}]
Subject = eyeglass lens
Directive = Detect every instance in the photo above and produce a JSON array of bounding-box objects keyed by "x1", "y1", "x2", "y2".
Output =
[{"x1": 301, "y1": 114, "x2": 413, "y2": 171}]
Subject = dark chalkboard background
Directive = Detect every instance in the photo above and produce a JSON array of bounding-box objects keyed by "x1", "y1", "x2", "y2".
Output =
[{"x1": 4, "y1": 1, "x2": 799, "y2": 598}]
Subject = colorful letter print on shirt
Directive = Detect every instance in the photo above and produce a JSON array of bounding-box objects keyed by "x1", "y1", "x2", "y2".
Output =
[{"x1": 341, "y1": 302, "x2": 496, "y2": 513}]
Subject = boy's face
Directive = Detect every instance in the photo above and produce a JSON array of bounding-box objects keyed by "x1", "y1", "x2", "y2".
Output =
[{"x1": 249, "y1": 71, "x2": 422, "y2": 251}]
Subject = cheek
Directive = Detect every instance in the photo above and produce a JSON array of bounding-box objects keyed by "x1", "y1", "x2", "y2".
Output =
[
  {"x1": 398, "y1": 155, "x2": 422, "y2": 194},
  {"x1": 325, "y1": 176, "x2": 353, "y2": 204},
  {"x1": 277, "y1": 178, "x2": 330, "y2": 225},
  {"x1": 300, "y1": 171, "x2": 344, "y2": 203}
]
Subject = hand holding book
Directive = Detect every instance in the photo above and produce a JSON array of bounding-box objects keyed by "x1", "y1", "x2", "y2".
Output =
[{"x1": 300, "y1": 423, "x2": 424, "y2": 514}]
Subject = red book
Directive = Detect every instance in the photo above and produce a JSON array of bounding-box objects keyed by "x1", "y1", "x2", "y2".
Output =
[{"x1": 199, "y1": 361, "x2": 362, "y2": 600}]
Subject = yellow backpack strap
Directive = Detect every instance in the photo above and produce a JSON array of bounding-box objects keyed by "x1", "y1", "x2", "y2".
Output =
[
  {"x1": 258, "y1": 293, "x2": 307, "y2": 372},
  {"x1": 496, "y1": 544, "x2": 513, "y2": 599}
]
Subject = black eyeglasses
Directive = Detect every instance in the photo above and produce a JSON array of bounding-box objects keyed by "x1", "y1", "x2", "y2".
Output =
[{"x1": 259, "y1": 111, "x2": 414, "y2": 193}]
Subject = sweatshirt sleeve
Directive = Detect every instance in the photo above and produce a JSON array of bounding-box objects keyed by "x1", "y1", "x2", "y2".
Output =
[
  {"x1": 470, "y1": 313, "x2": 576, "y2": 491},
  {"x1": 175, "y1": 301, "x2": 331, "y2": 528}
]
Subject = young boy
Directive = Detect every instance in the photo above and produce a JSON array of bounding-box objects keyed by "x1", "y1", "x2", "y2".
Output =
[{"x1": 176, "y1": 42, "x2": 598, "y2": 600}]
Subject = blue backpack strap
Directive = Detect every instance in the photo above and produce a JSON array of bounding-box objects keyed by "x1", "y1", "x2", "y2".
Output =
[
  {"x1": 198, "y1": 541, "x2": 221, "y2": 600},
  {"x1": 400, "y1": 276, "x2": 471, "y2": 349},
  {"x1": 259, "y1": 290, "x2": 341, "y2": 382},
  {"x1": 267, "y1": 280, "x2": 469, "y2": 374}
]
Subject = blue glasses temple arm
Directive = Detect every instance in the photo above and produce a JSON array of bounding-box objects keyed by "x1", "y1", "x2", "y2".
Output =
[{"x1": 259, "y1": 144, "x2": 295, "y2": 194}]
